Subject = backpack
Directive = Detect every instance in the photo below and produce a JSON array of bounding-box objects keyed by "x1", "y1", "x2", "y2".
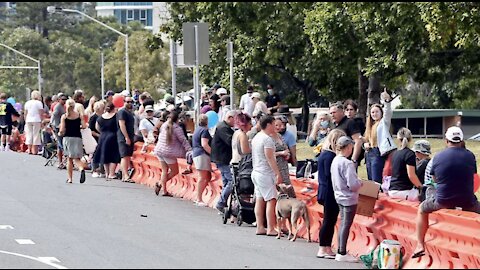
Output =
[{"x1": 360, "y1": 240, "x2": 404, "y2": 269}]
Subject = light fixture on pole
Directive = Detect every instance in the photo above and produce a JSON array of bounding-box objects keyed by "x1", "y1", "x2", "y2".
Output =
[
  {"x1": 0, "y1": 43, "x2": 42, "y2": 94},
  {"x1": 47, "y1": 6, "x2": 130, "y2": 93}
]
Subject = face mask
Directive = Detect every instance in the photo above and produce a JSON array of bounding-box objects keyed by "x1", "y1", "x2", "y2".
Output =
[
  {"x1": 320, "y1": 120, "x2": 329, "y2": 128},
  {"x1": 267, "y1": 89, "x2": 273, "y2": 95}
]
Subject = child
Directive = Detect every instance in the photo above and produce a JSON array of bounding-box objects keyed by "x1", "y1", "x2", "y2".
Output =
[{"x1": 330, "y1": 136, "x2": 362, "y2": 263}]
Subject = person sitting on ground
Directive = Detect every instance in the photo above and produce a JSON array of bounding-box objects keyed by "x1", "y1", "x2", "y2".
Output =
[
  {"x1": 8, "y1": 122, "x2": 20, "y2": 152},
  {"x1": 192, "y1": 114, "x2": 212, "y2": 207},
  {"x1": 251, "y1": 115, "x2": 282, "y2": 236},
  {"x1": 0, "y1": 93, "x2": 20, "y2": 151},
  {"x1": 388, "y1": 128, "x2": 423, "y2": 201},
  {"x1": 413, "y1": 126, "x2": 480, "y2": 259},
  {"x1": 154, "y1": 111, "x2": 192, "y2": 197},
  {"x1": 412, "y1": 140, "x2": 431, "y2": 185},
  {"x1": 331, "y1": 136, "x2": 362, "y2": 263}
]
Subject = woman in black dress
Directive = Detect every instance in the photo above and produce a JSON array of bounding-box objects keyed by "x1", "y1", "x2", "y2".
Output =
[{"x1": 93, "y1": 102, "x2": 121, "y2": 180}]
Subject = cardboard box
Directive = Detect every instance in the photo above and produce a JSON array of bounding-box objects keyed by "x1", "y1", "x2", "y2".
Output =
[{"x1": 357, "y1": 179, "x2": 381, "y2": 217}]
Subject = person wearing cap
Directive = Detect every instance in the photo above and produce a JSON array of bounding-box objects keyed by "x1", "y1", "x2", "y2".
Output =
[
  {"x1": 388, "y1": 128, "x2": 423, "y2": 202},
  {"x1": 105, "y1": 90, "x2": 115, "y2": 103},
  {"x1": 216, "y1": 87, "x2": 228, "y2": 97},
  {"x1": 138, "y1": 105, "x2": 159, "y2": 153},
  {"x1": 330, "y1": 135, "x2": 362, "y2": 263},
  {"x1": 117, "y1": 96, "x2": 136, "y2": 183},
  {"x1": 217, "y1": 94, "x2": 231, "y2": 123},
  {"x1": 265, "y1": 84, "x2": 281, "y2": 114},
  {"x1": 251, "y1": 92, "x2": 269, "y2": 117},
  {"x1": 413, "y1": 126, "x2": 480, "y2": 259},
  {"x1": 239, "y1": 85, "x2": 255, "y2": 116},
  {"x1": 412, "y1": 140, "x2": 431, "y2": 184}
]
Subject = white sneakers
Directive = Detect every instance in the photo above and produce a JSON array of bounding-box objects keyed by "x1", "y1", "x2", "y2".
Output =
[
  {"x1": 92, "y1": 172, "x2": 106, "y2": 178},
  {"x1": 4, "y1": 144, "x2": 9, "y2": 152},
  {"x1": 335, "y1": 253, "x2": 359, "y2": 263},
  {"x1": 0, "y1": 145, "x2": 4, "y2": 152},
  {"x1": 193, "y1": 201, "x2": 208, "y2": 207}
]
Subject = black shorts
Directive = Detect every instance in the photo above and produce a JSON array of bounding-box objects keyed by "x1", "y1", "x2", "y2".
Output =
[
  {"x1": 118, "y1": 141, "x2": 134, "y2": 158},
  {"x1": 0, "y1": 125, "x2": 12, "y2": 136}
]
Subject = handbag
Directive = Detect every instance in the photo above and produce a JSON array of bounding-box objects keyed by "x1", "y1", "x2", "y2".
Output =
[{"x1": 296, "y1": 159, "x2": 318, "y2": 178}]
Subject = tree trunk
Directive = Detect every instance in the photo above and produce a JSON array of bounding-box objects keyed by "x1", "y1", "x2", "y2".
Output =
[
  {"x1": 357, "y1": 62, "x2": 369, "y2": 122},
  {"x1": 368, "y1": 73, "x2": 381, "y2": 106},
  {"x1": 301, "y1": 86, "x2": 310, "y2": 133}
]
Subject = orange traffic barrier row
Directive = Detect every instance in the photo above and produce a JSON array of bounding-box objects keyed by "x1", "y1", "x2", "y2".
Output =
[{"x1": 128, "y1": 143, "x2": 480, "y2": 269}]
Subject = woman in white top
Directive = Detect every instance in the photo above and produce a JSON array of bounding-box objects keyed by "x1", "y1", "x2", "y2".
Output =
[
  {"x1": 24, "y1": 90, "x2": 44, "y2": 155},
  {"x1": 251, "y1": 92, "x2": 269, "y2": 117}
]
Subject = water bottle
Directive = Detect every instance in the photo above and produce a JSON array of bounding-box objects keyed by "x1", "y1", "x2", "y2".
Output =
[{"x1": 304, "y1": 160, "x2": 312, "y2": 180}]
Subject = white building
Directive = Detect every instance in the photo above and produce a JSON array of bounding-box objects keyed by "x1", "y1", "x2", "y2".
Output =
[{"x1": 95, "y1": 2, "x2": 169, "y2": 33}]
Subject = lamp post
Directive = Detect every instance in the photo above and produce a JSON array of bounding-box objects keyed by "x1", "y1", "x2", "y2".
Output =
[
  {"x1": 0, "y1": 43, "x2": 42, "y2": 94},
  {"x1": 47, "y1": 6, "x2": 130, "y2": 93}
]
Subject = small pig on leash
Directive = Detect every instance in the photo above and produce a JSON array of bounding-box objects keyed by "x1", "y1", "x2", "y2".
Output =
[{"x1": 275, "y1": 183, "x2": 311, "y2": 242}]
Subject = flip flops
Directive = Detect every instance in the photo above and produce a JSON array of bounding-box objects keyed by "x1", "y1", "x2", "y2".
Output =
[{"x1": 411, "y1": 250, "x2": 425, "y2": 259}]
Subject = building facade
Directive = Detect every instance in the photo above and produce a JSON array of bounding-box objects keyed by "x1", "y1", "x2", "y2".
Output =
[{"x1": 95, "y1": 2, "x2": 169, "y2": 33}]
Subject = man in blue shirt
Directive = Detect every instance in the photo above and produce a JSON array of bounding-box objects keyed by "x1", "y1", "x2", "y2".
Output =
[
  {"x1": 413, "y1": 126, "x2": 480, "y2": 259},
  {"x1": 274, "y1": 115, "x2": 297, "y2": 166}
]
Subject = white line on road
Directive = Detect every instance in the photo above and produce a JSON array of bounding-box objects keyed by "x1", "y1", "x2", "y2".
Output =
[
  {"x1": 38, "y1": 257, "x2": 61, "y2": 263},
  {"x1": 0, "y1": 250, "x2": 68, "y2": 269},
  {"x1": 0, "y1": 225, "x2": 14, "y2": 229},
  {"x1": 15, "y1": 239, "x2": 35, "y2": 245}
]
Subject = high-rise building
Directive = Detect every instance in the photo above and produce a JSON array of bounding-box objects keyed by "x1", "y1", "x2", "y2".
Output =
[{"x1": 95, "y1": 2, "x2": 169, "y2": 33}]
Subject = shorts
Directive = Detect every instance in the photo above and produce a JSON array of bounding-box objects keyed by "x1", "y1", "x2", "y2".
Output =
[
  {"x1": 0, "y1": 125, "x2": 12, "y2": 136},
  {"x1": 251, "y1": 170, "x2": 277, "y2": 201},
  {"x1": 63, "y1": 137, "x2": 84, "y2": 159},
  {"x1": 157, "y1": 155, "x2": 177, "y2": 165},
  {"x1": 118, "y1": 141, "x2": 134, "y2": 158},
  {"x1": 420, "y1": 187, "x2": 480, "y2": 214},
  {"x1": 53, "y1": 127, "x2": 63, "y2": 151},
  {"x1": 25, "y1": 122, "x2": 41, "y2": 145},
  {"x1": 388, "y1": 188, "x2": 420, "y2": 202},
  {"x1": 193, "y1": 154, "x2": 212, "y2": 171}
]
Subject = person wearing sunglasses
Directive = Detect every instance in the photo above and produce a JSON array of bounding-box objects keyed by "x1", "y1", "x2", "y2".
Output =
[{"x1": 117, "y1": 96, "x2": 135, "y2": 183}]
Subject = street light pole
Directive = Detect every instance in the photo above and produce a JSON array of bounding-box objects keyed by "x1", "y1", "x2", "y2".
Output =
[
  {"x1": 0, "y1": 43, "x2": 42, "y2": 94},
  {"x1": 47, "y1": 6, "x2": 130, "y2": 92}
]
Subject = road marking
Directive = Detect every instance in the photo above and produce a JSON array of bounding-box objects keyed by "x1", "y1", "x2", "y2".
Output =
[
  {"x1": 15, "y1": 239, "x2": 35, "y2": 245},
  {"x1": 38, "y1": 257, "x2": 61, "y2": 263},
  {"x1": 0, "y1": 225, "x2": 14, "y2": 230},
  {"x1": 0, "y1": 250, "x2": 67, "y2": 269}
]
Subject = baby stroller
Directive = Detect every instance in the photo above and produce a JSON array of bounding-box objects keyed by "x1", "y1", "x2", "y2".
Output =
[{"x1": 223, "y1": 163, "x2": 256, "y2": 226}]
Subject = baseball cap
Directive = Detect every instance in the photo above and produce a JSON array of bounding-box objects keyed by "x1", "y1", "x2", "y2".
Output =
[
  {"x1": 413, "y1": 140, "x2": 431, "y2": 155},
  {"x1": 251, "y1": 92, "x2": 261, "y2": 99},
  {"x1": 105, "y1": 90, "x2": 115, "y2": 98},
  {"x1": 121, "y1": 90, "x2": 131, "y2": 97},
  {"x1": 445, "y1": 126, "x2": 464, "y2": 143},
  {"x1": 216, "y1": 87, "x2": 228, "y2": 96},
  {"x1": 145, "y1": 105, "x2": 154, "y2": 112},
  {"x1": 59, "y1": 94, "x2": 68, "y2": 100},
  {"x1": 336, "y1": 136, "x2": 355, "y2": 148},
  {"x1": 220, "y1": 95, "x2": 230, "y2": 102}
]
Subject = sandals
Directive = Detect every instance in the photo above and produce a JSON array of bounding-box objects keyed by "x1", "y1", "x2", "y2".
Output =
[
  {"x1": 122, "y1": 178, "x2": 135, "y2": 183},
  {"x1": 411, "y1": 250, "x2": 426, "y2": 259},
  {"x1": 155, "y1": 183, "x2": 162, "y2": 196},
  {"x1": 66, "y1": 179, "x2": 72, "y2": 184}
]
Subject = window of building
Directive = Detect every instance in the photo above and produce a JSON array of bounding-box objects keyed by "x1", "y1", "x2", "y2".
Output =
[{"x1": 127, "y1": 10, "x2": 134, "y2": 21}]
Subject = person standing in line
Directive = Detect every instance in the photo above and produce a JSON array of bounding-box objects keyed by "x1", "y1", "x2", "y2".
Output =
[
  {"x1": 363, "y1": 90, "x2": 397, "y2": 184},
  {"x1": 59, "y1": 99, "x2": 87, "y2": 184},
  {"x1": 251, "y1": 115, "x2": 282, "y2": 236},
  {"x1": 239, "y1": 85, "x2": 255, "y2": 117},
  {"x1": 50, "y1": 94, "x2": 67, "y2": 169},
  {"x1": 94, "y1": 102, "x2": 121, "y2": 180},
  {"x1": 265, "y1": 84, "x2": 281, "y2": 114},
  {"x1": 316, "y1": 129, "x2": 346, "y2": 259},
  {"x1": 154, "y1": 111, "x2": 192, "y2": 197},
  {"x1": 24, "y1": 90, "x2": 44, "y2": 155},
  {"x1": 343, "y1": 100, "x2": 366, "y2": 165},
  {"x1": 192, "y1": 114, "x2": 212, "y2": 207},
  {"x1": 0, "y1": 93, "x2": 20, "y2": 151},
  {"x1": 275, "y1": 114, "x2": 297, "y2": 166},
  {"x1": 331, "y1": 136, "x2": 362, "y2": 263},
  {"x1": 90, "y1": 101, "x2": 105, "y2": 178},
  {"x1": 117, "y1": 96, "x2": 136, "y2": 183},
  {"x1": 272, "y1": 116, "x2": 294, "y2": 195},
  {"x1": 139, "y1": 105, "x2": 159, "y2": 153},
  {"x1": 251, "y1": 92, "x2": 269, "y2": 118},
  {"x1": 211, "y1": 110, "x2": 236, "y2": 213}
]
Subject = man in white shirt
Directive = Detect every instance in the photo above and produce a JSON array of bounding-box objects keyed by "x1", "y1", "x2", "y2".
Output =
[
  {"x1": 139, "y1": 105, "x2": 159, "y2": 152},
  {"x1": 239, "y1": 85, "x2": 255, "y2": 116}
]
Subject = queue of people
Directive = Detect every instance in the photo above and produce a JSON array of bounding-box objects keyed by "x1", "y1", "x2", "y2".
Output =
[{"x1": 1, "y1": 83, "x2": 479, "y2": 264}]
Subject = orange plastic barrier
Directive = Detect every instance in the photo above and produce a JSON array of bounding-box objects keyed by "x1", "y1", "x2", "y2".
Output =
[{"x1": 130, "y1": 143, "x2": 480, "y2": 269}]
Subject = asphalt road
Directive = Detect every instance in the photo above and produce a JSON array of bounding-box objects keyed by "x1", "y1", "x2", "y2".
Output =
[{"x1": 0, "y1": 151, "x2": 364, "y2": 269}]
